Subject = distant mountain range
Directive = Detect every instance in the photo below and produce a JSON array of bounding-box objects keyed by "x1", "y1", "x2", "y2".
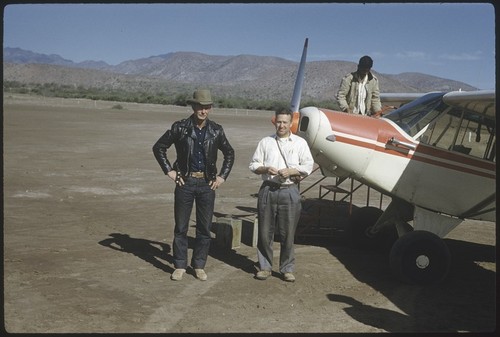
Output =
[{"x1": 3, "y1": 47, "x2": 478, "y2": 102}]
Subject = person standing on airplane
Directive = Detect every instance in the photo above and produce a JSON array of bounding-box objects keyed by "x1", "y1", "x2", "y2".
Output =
[
  {"x1": 336, "y1": 55, "x2": 382, "y2": 116},
  {"x1": 249, "y1": 108, "x2": 314, "y2": 282},
  {"x1": 153, "y1": 89, "x2": 235, "y2": 281}
]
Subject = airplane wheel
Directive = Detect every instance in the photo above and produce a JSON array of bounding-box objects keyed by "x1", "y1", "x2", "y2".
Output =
[
  {"x1": 389, "y1": 230, "x2": 451, "y2": 285},
  {"x1": 349, "y1": 206, "x2": 396, "y2": 251}
]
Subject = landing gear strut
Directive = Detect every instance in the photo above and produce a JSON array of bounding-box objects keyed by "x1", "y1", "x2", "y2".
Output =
[{"x1": 348, "y1": 206, "x2": 398, "y2": 252}]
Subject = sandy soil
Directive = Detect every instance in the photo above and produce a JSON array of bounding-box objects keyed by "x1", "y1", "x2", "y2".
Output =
[{"x1": 2, "y1": 94, "x2": 496, "y2": 333}]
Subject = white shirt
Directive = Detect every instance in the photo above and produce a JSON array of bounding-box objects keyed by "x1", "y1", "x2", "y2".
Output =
[
  {"x1": 354, "y1": 74, "x2": 368, "y2": 115},
  {"x1": 249, "y1": 133, "x2": 314, "y2": 184}
]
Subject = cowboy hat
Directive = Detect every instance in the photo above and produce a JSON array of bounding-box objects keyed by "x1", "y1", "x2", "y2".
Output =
[{"x1": 186, "y1": 89, "x2": 213, "y2": 105}]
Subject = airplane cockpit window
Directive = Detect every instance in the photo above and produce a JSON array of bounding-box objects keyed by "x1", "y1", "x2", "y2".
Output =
[
  {"x1": 384, "y1": 93, "x2": 496, "y2": 162},
  {"x1": 384, "y1": 93, "x2": 447, "y2": 138},
  {"x1": 423, "y1": 108, "x2": 496, "y2": 161}
]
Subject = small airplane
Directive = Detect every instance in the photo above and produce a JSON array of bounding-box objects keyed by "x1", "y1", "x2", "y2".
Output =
[{"x1": 288, "y1": 38, "x2": 496, "y2": 285}]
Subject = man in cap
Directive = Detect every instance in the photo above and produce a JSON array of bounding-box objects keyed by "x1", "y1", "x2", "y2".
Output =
[
  {"x1": 153, "y1": 89, "x2": 235, "y2": 281},
  {"x1": 336, "y1": 55, "x2": 382, "y2": 116}
]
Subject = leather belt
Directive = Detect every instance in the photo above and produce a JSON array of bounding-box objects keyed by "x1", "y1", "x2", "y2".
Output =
[
  {"x1": 262, "y1": 181, "x2": 294, "y2": 189},
  {"x1": 190, "y1": 172, "x2": 205, "y2": 178}
]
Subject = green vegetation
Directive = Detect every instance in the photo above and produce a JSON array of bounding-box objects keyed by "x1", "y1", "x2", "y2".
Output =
[{"x1": 3, "y1": 80, "x2": 340, "y2": 111}]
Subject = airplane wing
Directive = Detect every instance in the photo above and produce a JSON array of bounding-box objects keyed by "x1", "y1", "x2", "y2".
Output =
[
  {"x1": 442, "y1": 90, "x2": 495, "y2": 118},
  {"x1": 381, "y1": 90, "x2": 495, "y2": 118}
]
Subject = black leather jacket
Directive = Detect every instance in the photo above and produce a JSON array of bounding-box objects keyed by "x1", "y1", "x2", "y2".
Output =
[{"x1": 153, "y1": 115, "x2": 234, "y2": 181}]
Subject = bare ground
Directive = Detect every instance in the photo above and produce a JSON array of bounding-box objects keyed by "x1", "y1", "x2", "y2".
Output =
[{"x1": 2, "y1": 94, "x2": 496, "y2": 333}]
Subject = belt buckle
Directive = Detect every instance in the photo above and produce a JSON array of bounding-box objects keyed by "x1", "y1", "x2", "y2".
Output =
[{"x1": 191, "y1": 172, "x2": 204, "y2": 178}]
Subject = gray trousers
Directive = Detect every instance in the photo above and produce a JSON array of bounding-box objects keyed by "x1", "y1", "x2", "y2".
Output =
[{"x1": 257, "y1": 183, "x2": 302, "y2": 273}]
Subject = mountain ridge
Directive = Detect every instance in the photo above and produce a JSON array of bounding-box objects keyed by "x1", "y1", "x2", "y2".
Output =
[{"x1": 3, "y1": 47, "x2": 477, "y2": 102}]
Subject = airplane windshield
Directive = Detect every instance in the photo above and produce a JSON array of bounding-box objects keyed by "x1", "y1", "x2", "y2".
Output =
[{"x1": 383, "y1": 92, "x2": 447, "y2": 137}]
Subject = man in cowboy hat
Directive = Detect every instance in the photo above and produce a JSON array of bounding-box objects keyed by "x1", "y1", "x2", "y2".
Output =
[{"x1": 153, "y1": 89, "x2": 235, "y2": 281}]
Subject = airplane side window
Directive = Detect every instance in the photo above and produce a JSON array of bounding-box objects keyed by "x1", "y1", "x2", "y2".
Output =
[
  {"x1": 453, "y1": 112, "x2": 495, "y2": 161},
  {"x1": 427, "y1": 114, "x2": 454, "y2": 149},
  {"x1": 486, "y1": 136, "x2": 496, "y2": 162},
  {"x1": 425, "y1": 109, "x2": 496, "y2": 161},
  {"x1": 386, "y1": 92, "x2": 496, "y2": 162},
  {"x1": 479, "y1": 120, "x2": 495, "y2": 162},
  {"x1": 419, "y1": 121, "x2": 437, "y2": 144},
  {"x1": 450, "y1": 117, "x2": 473, "y2": 155}
]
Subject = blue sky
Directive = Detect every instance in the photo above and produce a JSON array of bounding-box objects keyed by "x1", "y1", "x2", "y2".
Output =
[{"x1": 3, "y1": 2, "x2": 496, "y2": 89}]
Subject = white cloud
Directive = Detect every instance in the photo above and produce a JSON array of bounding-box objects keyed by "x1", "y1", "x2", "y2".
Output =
[
  {"x1": 439, "y1": 51, "x2": 483, "y2": 61},
  {"x1": 395, "y1": 51, "x2": 428, "y2": 60}
]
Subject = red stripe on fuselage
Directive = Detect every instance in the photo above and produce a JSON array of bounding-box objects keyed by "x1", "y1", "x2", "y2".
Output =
[{"x1": 320, "y1": 109, "x2": 496, "y2": 179}]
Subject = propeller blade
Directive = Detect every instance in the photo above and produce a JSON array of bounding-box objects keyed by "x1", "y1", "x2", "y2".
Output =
[{"x1": 290, "y1": 38, "x2": 308, "y2": 113}]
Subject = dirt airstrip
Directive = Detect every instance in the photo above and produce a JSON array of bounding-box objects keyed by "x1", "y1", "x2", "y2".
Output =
[{"x1": 2, "y1": 94, "x2": 496, "y2": 333}]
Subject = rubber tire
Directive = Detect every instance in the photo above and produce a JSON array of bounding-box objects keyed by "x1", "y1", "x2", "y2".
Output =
[{"x1": 390, "y1": 230, "x2": 451, "y2": 285}]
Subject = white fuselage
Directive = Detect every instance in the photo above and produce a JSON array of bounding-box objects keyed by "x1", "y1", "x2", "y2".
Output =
[{"x1": 295, "y1": 107, "x2": 496, "y2": 222}]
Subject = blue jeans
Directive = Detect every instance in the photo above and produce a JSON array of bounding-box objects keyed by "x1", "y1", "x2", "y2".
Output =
[{"x1": 173, "y1": 177, "x2": 215, "y2": 269}]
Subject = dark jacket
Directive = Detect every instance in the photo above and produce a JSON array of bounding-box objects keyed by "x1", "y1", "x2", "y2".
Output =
[{"x1": 153, "y1": 115, "x2": 234, "y2": 181}]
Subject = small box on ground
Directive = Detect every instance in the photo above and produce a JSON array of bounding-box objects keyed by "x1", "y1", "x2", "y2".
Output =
[
  {"x1": 214, "y1": 217, "x2": 242, "y2": 249},
  {"x1": 241, "y1": 218, "x2": 258, "y2": 248}
]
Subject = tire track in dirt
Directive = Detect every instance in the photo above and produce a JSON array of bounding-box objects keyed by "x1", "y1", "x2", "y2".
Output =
[{"x1": 139, "y1": 263, "x2": 237, "y2": 332}]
